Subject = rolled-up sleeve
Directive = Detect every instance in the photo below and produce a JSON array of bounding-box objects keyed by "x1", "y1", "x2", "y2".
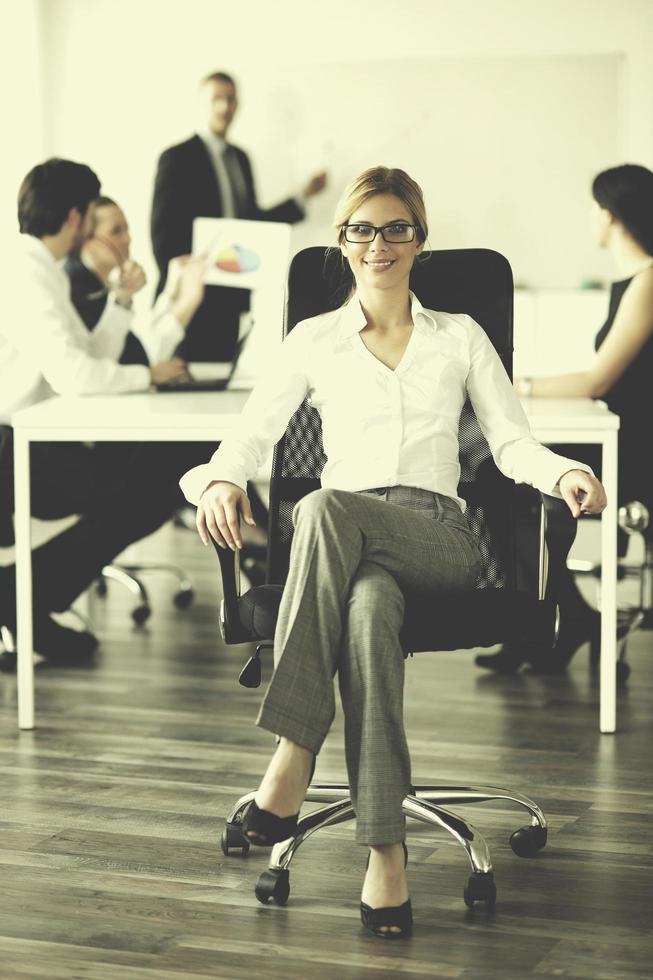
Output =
[
  {"x1": 131, "y1": 293, "x2": 185, "y2": 365},
  {"x1": 179, "y1": 326, "x2": 310, "y2": 504},
  {"x1": 13, "y1": 264, "x2": 150, "y2": 395},
  {"x1": 465, "y1": 316, "x2": 592, "y2": 496}
]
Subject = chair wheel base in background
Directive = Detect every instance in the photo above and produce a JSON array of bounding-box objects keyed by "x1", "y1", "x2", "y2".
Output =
[
  {"x1": 463, "y1": 871, "x2": 496, "y2": 909},
  {"x1": 220, "y1": 823, "x2": 250, "y2": 857},
  {"x1": 255, "y1": 868, "x2": 290, "y2": 906},
  {"x1": 173, "y1": 588, "x2": 194, "y2": 610},
  {"x1": 509, "y1": 824, "x2": 547, "y2": 857},
  {"x1": 131, "y1": 605, "x2": 151, "y2": 627}
]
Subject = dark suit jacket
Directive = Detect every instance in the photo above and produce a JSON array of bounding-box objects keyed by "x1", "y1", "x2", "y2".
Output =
[{"x1": 150, "y1": 136, "x2": 303, "y2": 360}]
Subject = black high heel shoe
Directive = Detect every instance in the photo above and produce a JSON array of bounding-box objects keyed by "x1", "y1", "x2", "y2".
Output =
[
  {"x1": 360, "y1": 842, "x2": 412, "y2": 940},
  {"x1": 242, "y1": 754, "x2": 316, "y2": 846},
  {"x1": 475, "y1": 609, "x2": 630, "y2": 675}
]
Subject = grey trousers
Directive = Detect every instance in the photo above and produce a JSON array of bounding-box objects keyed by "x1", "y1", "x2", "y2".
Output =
[{"x1": 256, "y1": 486, "x2": 483, "y2": 845}]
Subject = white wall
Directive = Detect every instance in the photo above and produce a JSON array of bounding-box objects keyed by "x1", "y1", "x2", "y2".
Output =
[
  {"x1": 0, "y1": 0, "x2": 46, "y2": 252},
  {"x1": 23, "y1": 0, "x2": 653, "y2": 298}
]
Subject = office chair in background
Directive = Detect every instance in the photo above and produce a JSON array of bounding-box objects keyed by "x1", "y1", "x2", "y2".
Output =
[
  {"x1": 568, "y1": 500, "x2": 652, "y2": 681},
  {"x1": 211, "y1": 247, "x2": 578, "y2": 910},
  {"x1": 94, "y1": 559, "x2": 194, "y2": 625}
]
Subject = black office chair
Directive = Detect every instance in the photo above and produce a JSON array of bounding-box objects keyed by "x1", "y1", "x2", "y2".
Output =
[{"x1": 212, "y1": 247, "x2": 577, "y2": 910}]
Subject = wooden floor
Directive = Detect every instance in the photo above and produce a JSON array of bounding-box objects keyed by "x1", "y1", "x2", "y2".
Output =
[{"x1": 1, "y1": 522, "x2": 652, "y2": 980}]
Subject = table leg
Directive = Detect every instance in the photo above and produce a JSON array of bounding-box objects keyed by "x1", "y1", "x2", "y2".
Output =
[
  {"x1": 600, "y1": 431, "x2": 618, "y2": 734},
  {"x1": 14, "y1": 432, "x2": 34, "y2": 730}
]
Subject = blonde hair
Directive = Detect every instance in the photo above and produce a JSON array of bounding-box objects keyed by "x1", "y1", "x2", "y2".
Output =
[{"x1": 333, "y1": 166, "x2": 428, "y2": 244}]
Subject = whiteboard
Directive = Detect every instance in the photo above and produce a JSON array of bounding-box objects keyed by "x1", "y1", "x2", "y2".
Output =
[{"x1": 237, "y1": 54, "x2": 621, "y2": 289}]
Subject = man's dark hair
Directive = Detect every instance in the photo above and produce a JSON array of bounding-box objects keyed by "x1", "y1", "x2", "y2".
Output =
[
  {"x1": 17, "y1": 158, "x2": 101, "y2": 237},
  {"x1": 202, "y1": 70, "x2": 237, "y2": 90},
  {"x1": 592, "y1": 164, "x2": 653, "y2": 255}
]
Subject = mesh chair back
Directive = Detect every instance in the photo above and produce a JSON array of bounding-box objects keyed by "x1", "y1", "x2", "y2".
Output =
[{"x1": 267, "y1": 248, "x2": 515, "y2": 590}]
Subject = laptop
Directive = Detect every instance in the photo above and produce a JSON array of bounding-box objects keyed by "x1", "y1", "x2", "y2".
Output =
[{"x1": 156, "y1": 324, "x2": 250, "y2": 392}]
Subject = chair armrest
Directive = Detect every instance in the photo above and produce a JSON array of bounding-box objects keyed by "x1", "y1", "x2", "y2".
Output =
[
  {"x1": 531, "y1": 490, "x2": 578, "y2": 603},
  {"x1": 211, "y1": 540, "x2": 253, "y2": 643}
]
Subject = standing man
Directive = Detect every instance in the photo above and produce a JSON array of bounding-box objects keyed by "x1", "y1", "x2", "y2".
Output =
[{"x1": 150, "y1": 70, "x2": 327, "y2": 361}]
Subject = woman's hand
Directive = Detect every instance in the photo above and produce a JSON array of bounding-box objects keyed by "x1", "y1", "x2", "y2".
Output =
[
  {"x1": 558, "y1": 469, "x2": 607, "y2": 517},
  {"x1": 113, "y1": 259, "x2": 147, "y2": 306},
  {"x1": 196, "y1": 481, "x2": 255, "y2": 550}
]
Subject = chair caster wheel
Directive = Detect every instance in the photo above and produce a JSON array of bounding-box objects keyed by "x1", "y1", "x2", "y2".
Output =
[
  {"x1": 509, "y1": 825, "x2": 547, "y2": 857},
  {"x1": 174, "y1": 588, "x2": 194, "y2": 610},
  {"x1": 255, "y1": 868, "x2": 290, "y2": 906},
  {"x1": 616, "y1": 660, "x2": 631, "y2": 683},
  {"x1": 220, "y1": 823, "x2": 250, "y2": 857},
  {"x1": 131, "y1": 605, "x2": 151, "y2": 626},
  {"x1": 463, "y1": 871, "x2": 496, "y2": 909},
  {"x1": 96, "y1": 578, "x2": 108, "y2": 598}
]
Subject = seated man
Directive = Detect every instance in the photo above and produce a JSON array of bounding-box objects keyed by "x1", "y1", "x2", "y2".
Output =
[{"x1": 0, "y1": 158, "x2": 200, "y2": 668}]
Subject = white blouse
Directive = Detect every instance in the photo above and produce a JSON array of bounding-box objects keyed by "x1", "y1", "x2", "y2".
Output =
[
  {"x1": 1, "y1": 235, "x2": 150, "y2": 423},
  {"x1": 180, "y1": 292, "x2": 590, "y2": 510}
]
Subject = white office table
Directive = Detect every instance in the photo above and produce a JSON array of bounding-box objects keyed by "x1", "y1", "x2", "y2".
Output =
[
  {"x1": 523, "y1": 398, "x2": 619, "y2": 734},
  {"x1": 12, "y1": 390, "x2": 249, "y2": 731},
  {"x1": 12, "y1": 393, "x2": 619, "y2": 734}
]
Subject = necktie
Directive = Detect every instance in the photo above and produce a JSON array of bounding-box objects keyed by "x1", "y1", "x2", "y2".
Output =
[
  {"x1": 223, "y1": 146, "x2": 248, "y2": 218},
  {"x1": 210, "y1": 144, "x2": 237, "y2": 218}
]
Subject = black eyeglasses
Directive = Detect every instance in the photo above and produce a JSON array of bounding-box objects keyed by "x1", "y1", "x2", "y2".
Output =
[{"x1": 342, "y1": 222, "x2": 421, "y2": 244}]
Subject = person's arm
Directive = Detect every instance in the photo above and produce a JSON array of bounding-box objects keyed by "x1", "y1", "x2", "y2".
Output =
[
  {"x1": 179, "y1": 325, "x2": 310, "y2": 504},
  {"x1": 131, "y1": 256, "x2": 206, "y2": 363},
  {"x1": 518, "y1": 270, "x2": 653, "y2": 398},
  {"x1": 131, "y1": 293, "x2": 184, "y2": 365},
  {"x1": 464, "y1": 316, "x2": 596, "y2": 499},
  {"x1": 150, "y1": 148, "x2": 193, "y2": 282},
  {"x1": 85, "y1": 295, "x2": 134, "y2": 361},
  {"x1": 12, "y1": 265, "x2": 150, "y2": 395},
  {"x1": 237, "y1": 149, "x2": 305, "y2": 225}
]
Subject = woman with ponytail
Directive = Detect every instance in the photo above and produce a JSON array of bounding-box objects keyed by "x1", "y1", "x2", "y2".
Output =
[{"x1": 478, "y1": 164, "x2": 653, "y2": 673}]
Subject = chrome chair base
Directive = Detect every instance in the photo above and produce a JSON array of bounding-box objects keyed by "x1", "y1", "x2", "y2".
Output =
[
  {"x1": 220, "y1": 781, "x2": 547, "y2": 909},
  {"x1": 98, "y1": 562, "x2": 194, "y2": 625}
]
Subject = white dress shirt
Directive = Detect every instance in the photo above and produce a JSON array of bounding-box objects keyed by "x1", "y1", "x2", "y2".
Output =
[
  {"x1": 129, "y1": 291, "x2": 184, "y2": 365},
  {"x1": 0, "y1": 235, "x2": 150, "y2": 424},
  {"x1": 197, "y1": 129, "x2": 305, "y2": 220},
  {"x1": 198, "y1": 129, "x2": 240, "y2": 217},
  {"x1": 180, "y1": 292, "x2": 590, "y2": 509}
]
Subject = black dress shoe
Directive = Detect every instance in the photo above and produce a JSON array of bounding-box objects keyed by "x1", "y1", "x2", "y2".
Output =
[
  {"x1": 243, "y1": 754, "x2": 317, "y2": 846},
  {"x1": 360, "y1": 843, "x2": 412, "y2": 940},
  {"x1": 475, "y1": 646, "x2": 526, "y2": 674},
  {"x1": 476, "y1": 610, "x2": 630, "y2": 675},
  {"x1": 0, "y1": 617, "x2": 98, "y2": 671}
]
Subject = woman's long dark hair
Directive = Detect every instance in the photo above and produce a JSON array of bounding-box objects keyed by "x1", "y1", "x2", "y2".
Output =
[{"x1": 592, "y1": 164, "x2": 653, "y2": 255}]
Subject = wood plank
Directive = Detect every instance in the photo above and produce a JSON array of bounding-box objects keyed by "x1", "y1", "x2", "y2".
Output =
[{"x1": 1, "y1": 521, "x2": 652, "y2": 979}]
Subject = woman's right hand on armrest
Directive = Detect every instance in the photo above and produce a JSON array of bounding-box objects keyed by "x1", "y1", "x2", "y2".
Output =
[{"x1": 196, "y1": 481, "x2": 255, "y2": 550}]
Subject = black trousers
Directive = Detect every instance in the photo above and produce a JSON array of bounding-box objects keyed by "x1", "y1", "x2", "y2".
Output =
[{"x1": 0, "y1": 432, "x2": 215, "y2": 629}]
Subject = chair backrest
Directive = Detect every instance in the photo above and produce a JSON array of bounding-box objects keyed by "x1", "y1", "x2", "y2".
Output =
[{"x1": 267, "y1": 247, "x2": 516, "y2": 590}]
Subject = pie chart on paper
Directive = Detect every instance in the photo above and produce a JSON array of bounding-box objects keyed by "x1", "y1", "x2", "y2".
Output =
[{"x1": 215, "y1": 244, "x2": 261, "y2": 274}]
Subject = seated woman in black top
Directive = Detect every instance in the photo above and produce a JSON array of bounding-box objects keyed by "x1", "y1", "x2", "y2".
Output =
[
  {"x1": 478, "y1": 164, "x2": 653, "y2": 673},
  {"x1": 65, "y1": 196, "x2": 205, "y2": 372}
]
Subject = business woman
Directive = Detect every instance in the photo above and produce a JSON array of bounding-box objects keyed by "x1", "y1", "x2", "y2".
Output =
[
  {"x1": 181, "y1": 166, "x2": 606, "y2": 939},
  {"x1": 478, "y1": 163, "x2": 653, "y2": 674}
]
